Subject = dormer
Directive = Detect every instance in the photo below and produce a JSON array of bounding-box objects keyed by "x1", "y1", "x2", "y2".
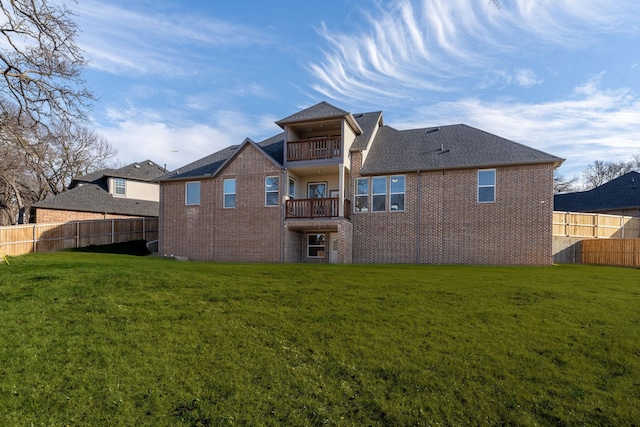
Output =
[{"x1": 277, "y1": 101, "x2": 363, "y2": 166}]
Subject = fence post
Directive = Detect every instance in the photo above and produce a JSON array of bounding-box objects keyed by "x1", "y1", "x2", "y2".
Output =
[
  {"x1": 76, "y1": 221, "x2": 80, "y2": 248},
  {"x1": 143, "y1": 217, "x2": 146, "y2": 240},
  {"x1": 112, "y1": 219, "x2": 115, "y2": 244},
  {"x1": 33, "y1": 224, "x2": 37, "y2": 253}
]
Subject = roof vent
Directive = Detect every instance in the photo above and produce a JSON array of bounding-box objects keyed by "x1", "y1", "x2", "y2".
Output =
[
  {"x1": 134, "y1": 164, "x2": 140, "y2": 168},
  {"x1": 353, "y1": 114, "x2": 364, "y2": 118},
  {"x1": 426, "y1": 128, "x2": 440, "y2": 134}
]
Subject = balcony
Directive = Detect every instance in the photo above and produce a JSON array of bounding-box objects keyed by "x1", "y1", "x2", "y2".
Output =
[
  {"x1": 287, "y1": 137, "x2": 341, "y2": 162},
  {"x1": 286, "y1": 198, "x2": 351, "y2": 220}
]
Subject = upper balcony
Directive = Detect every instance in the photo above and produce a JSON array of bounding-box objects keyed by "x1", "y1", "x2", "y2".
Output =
[{"x1": 286, "y1": 137, "x2": 341, "y2": 162}]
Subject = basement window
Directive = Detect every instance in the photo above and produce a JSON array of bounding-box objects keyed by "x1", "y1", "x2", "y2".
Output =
[{"x1": 307, "y1": 233, "x2": 326, "y2": 258}]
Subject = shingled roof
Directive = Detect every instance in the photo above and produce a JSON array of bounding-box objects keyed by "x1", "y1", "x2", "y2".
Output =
[
  {"x1": 360, "y1": 124, "x2": 562, "y2": 175},
  {"x1": 34, "y1": 160, "x2": 164, "y2": 217},
  {"x1": 159, "y1": 135, "x2": 285, "y2": 181},
  {"x1": 554, "y1": 171, "x2": 640, "y2": 213},
  {"x1": 161, "y1": 102, "x2": 562, "y2": 182},
  {"x1": 33, "y1": 184, "x2": 159, "y2": 217},
  {"x1": 71, "y1": 160, "x2": 165, "y2": 188}
]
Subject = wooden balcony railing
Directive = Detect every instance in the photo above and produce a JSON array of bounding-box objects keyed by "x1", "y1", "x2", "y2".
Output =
[
  {"x1": 286, "y1": 198, "x2": 351, "y2": 220},
  {"x1": 287, "y1": 137, "x2": 341, "y2": 162}
]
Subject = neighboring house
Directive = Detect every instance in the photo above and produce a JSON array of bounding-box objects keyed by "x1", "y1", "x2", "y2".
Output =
[
  {"x1": 159, "y1": 102, "x2": 563, "y2": 265},
  {"x1": 32, "y1": 160, "x2": 166, "y2": 223},
  {"x1": 554, "y1": 171, "x2": 640, "y2": 217}
]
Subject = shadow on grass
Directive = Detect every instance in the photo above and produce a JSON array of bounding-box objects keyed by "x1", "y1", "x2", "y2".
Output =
[{"x1": 69, "y1": 240, "x2": 151, "y2": 256}]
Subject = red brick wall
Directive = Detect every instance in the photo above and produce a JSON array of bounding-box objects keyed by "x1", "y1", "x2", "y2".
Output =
[
  {"x1": 351, "y1": 161, "x2": 555, "y2": 265},
  {"x1": 160, "y1": 143, "x2": 283, "y2": 262},
  {"x1": 35, "y1": 208, "x2": 145, "y2": 224}
]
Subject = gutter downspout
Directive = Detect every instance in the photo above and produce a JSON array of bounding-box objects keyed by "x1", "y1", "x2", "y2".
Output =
[
  {"x1": 416, "y1": 170, "x2": 421, "y2": 264},
  {"x1": 281, "y1": 168, "x2": 287, "y2": 263}
]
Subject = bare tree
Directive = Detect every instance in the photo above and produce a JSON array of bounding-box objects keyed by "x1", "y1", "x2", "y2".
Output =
[
  {"x1": 554, "y1": 171, "x2": 579, "y2": 194},
  {"x1": 582, "y1": 157, "x2": 640, "y2": 190},
  {"x1": 0, "y1": 1, "x2": 114, "y2": 225},
  {"x1": 0, "y1": 102, "x2": 116, "y2": 225},
  {"x1": 0, "y1": 0, "x2": 93, "y2": 128}
]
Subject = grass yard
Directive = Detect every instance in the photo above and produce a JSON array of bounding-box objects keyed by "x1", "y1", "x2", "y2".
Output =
[{"x1": 0, "y1": 247, "x2": 639, "y2": 426}]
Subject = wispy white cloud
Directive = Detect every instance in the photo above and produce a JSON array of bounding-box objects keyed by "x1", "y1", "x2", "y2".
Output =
[
  {"x1": 95, "y1": 107, "x2": 280, "y2": 171},
  {"x1": 309, "y1": 0, "x2": 639, "y2": 103},
  {"x1": 394, "y1": 76, "x2": 640, "y2": 179},
  {"x1": 72, "y1": 1, "x2": 272, "y2": 76},
  {"x1": 514, "y1": 68, "x2": 543, "y2": 88}
]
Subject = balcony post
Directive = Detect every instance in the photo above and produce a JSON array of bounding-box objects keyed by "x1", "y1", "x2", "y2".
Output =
[{"x1": 338, "y1": 163, "x2": 345, "y2": 218}]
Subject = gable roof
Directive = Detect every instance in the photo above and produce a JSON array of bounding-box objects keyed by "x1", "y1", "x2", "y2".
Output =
[
  {"x1": 276, "y1": 101, "x2": 363, "y2": 135},
  {"x1": 360, "y1": 124, "x2": 563, "y2": 175},
  {"x1": 159, "y1": 136, "x2": 284, "y2": 182},
  {"x1": 162, "y1": 102, "x2": 562, "y2": 183},
  {"x1": 554, "y1": 171, "x2": 640, "y2": 213},
  {"x1": 351, "y1": 111, "x2": 383, "y2": 151},
  {"x1": 108, "y1": 160, "x2": 166, "y2": 181},
  {"x1": 33, "y1": 184, "x2": 159, "y2": 217},
  {"x1": 71, "y1": 160, "x2": 166, "y2": 188}
]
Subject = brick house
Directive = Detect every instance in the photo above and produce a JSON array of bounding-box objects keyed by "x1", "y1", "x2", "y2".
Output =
[
  {"x1": 554, "y1": 171, "x2": 640, "y2": 217},
  {"x1": 159, "y1": 102, "x2": 563, "y2": 265},
  {"x1": 32, "y1": 160, "x2": 165, "y2": 223}
]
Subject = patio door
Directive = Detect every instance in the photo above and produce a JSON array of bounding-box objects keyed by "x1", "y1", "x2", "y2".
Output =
[{"x1": 329, "y1": 232, "x2": 338, "y2": 264}]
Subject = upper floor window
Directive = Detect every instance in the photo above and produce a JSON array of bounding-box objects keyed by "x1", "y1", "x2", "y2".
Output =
[
  {"x1": 308, "y1": 182, "x2": 326, "y2": 199},
  {"x1": 185, "y1": 181, "x2": 200, "y2": 205},
  {"x1": 288, "y1": 177, "x2": 296, "y2": 199},
  {"x1": 224, "y1": 178, "x2": 236, "y2": 208},
  {"x1": 478, "y1": 169, "x2": 496, "y2": 203},
  {"x1": 372, "y1": 176, "x2": 386, "y2": 212},
  {"x1": 265, "y1": 176, "x2": 279, "y2": 206},
  {"x1": 114, "y1": 178, "x2": 126, "y2": 196},
  {"x1": 390, "y1": 175, "x2": 405, "y2": 211},
  {"x1": 355, "y1": 178, "x2": 369, "y2": 212}
]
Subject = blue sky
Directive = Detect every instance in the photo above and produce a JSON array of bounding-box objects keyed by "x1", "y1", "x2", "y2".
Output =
[{"x1": 69, "y1": 0, "x2": 640, "y2": 181}]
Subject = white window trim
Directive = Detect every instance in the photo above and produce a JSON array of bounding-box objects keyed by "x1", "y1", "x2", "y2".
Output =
[
  {"x1": 478, "y1": 169, "x2": 496, "y2": 203},
  {"x1": 114, "y1": 178, "x2": 126, "y2": 197},
  {"x1": 185, "y1": 181, "x2": 200, "y2": 206},
  {"x1": 372, "y1": 176, "x2": 387, "y2": 212},
  {"x1": 307, "y1": 233, "x2": 326, "y2": 258},
  {"x1": 288, "y1": 177, "x2": 296, "y2": 199},
  {"x1": 265, "y1": 176, "x2": 279, "y2": 207},
  {"x1": 223, "y1": 178, "x2": 236, "y2": 208},
  {"x1": 354, "y1": 177, "x2": 369, "y2": 212},
  {"x1": 390, "y1": 175, "x2": 405, "y2": 212}
]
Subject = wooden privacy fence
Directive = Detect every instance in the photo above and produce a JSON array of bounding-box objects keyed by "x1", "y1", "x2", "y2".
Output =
[
  {"x1": 0, "y1": 218, "x2": 158, "y2": 257},
  {"x1": 553, "y1": 211, "x2": 640, "y2": 238},
  {"x1": 582, "y1": 239, "x2": 640, "y2": 268}
]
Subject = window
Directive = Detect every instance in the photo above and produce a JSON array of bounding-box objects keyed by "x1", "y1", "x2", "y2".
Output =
[
  {"x1": 307, "y1": 233, "x2": 326, "y2": 258},
  {"x1": 308, "y1": 182, "x2": 326, "y2": 199},
  {"x1": 355, "y1": 178, "x2": 369, "y2": 212},
  {"x1": 185, "y1": 181, "x2": 201, "y2": 205},
  {"x1": 288, "y1": 177, "x2": 296, "y2": 199},
  {"x1": 478, "y1": 169, "x2": 496, "y2": 203},
  {"x1": 265, "y1": 176, "x2": 279, "y2": 206},
  {"x1": 224, "y1": 178, "x2": 236, "y2": 208},
  {"x1": 372, "y1": 176, "x2": 386, "y2": 212},
  {"x1": 390, "y1": 175, "x2": 405, "y2": 211},
  {"x1": 114, "y1": 178, "x2": 126, "y2": 196}
]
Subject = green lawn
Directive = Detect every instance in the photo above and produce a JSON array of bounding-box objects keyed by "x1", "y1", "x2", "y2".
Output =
[{"x1": 0, "y1": 248, "x2": 639, "y2": 426}]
